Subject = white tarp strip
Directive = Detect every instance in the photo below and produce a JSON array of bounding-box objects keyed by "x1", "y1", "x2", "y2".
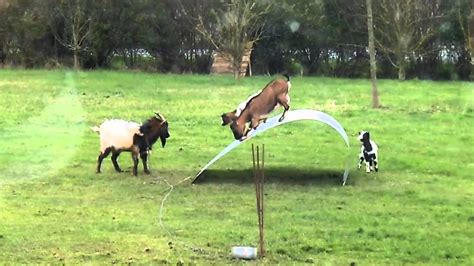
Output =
[{"x1": 192, "y1": 109, "x2": 351, "y2": 185}]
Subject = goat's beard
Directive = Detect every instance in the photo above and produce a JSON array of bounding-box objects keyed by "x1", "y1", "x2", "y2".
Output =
[{"x1": 160, "y1": 136, "x2": 167, "y2": 147}]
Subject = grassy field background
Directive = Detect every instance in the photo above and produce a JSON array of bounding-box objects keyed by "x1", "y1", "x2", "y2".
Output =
[{"x1": 0, "y1": 70, "x2": 473, "y2": 264}]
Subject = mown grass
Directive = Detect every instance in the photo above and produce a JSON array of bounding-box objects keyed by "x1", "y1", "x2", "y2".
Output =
[{"x1": 0, "y1": 69, "x2": 473, "y2": 265}]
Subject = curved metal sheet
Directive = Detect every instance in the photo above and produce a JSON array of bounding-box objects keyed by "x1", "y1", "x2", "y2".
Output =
[{"x1": 192, "y1": 109, "x2": 351, "y2": 185}]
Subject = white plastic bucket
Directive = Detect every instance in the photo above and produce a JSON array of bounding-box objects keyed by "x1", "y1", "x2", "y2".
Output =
[{"x1": 231, "y1": 246, "x2": 257, "y2": 259}]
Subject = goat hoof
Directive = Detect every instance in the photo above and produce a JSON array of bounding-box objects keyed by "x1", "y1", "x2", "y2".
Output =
[
  {"x1": 144, "y1": 170, "x2": 151, "y2": 175},
  {"x1": 278, "y1": 116, "x2": 285, "y2": 122}
]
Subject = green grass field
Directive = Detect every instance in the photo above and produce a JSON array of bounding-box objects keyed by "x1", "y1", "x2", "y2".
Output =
[{"x1": 0, "y1": 70, "x2": 473, "y2": 265}]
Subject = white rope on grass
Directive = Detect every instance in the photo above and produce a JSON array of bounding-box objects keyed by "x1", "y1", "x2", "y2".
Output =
[
  {"x1": 158, "y1": 176, "x2": 196, "y2": 235},
  {"x1": 159, "y1": 177, "x2": 175, "y2": 238},
  {"x1": 158, "y1": 175, "x2": 209, "y2": 255}
]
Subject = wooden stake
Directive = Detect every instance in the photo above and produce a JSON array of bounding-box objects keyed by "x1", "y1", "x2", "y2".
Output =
[{"x1": 252, "y1": 144, "x2": 265, "y2": 258}]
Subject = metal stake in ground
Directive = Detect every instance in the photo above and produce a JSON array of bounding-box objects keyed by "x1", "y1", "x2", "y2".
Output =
[{"x1": 252, "y1": 144, "x2": 265, "y2": 258}]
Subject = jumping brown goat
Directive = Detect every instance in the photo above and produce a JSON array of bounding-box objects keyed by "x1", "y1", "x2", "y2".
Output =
[{"x1": 229, "y1": 74, "x2": 291, "y2": 140}]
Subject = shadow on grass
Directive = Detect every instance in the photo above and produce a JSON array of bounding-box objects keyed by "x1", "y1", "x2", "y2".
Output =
[{"x1": 193, "y1": 167, "x2": 345, "y2": 186}]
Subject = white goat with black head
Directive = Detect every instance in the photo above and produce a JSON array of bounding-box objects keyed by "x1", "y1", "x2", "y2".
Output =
[
  {"x1": 92, "y1": 112, "x2": 170, "y2": 176},
  {"x1": 358, "y1": 131, "x2": 378, "y2": 173}
]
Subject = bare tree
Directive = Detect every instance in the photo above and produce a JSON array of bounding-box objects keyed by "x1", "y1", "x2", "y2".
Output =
[
  {"x1": 454, "y1": 0, "x2": 473, "y2": 78},
  {"x1": 0, "y1": 1, "x2": 8, "y2": 66},
  {"x1": 471, "y1": 7, "x2": 474, "y2": 49},
  {"x1": 464, "y1": 1, "x2": 474, "y2": 76},
  {"x1": 50, "y1": 0, "x2": 91, "y2": 70},
  {"x1": 366, "y1": 0, "x2": 379, "y2": 108},
  {"x1": 194, "y1": 0, "x2": 270, "y2": 79},
  {"x1": 470, "y1": 6, "x2": 474, "y2": 77},
  {"x1": 374, "y1": 0, "x2": 443, "y2": 80}
]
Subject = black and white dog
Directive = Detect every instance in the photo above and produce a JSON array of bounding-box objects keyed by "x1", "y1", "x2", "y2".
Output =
[{"x1": 358, "y1": 131, "x2": 378, "y2": 173}]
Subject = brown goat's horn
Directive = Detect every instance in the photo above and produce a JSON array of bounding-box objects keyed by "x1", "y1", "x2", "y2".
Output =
[{"x1": 155, "y1": 112, "x2": 166, "y2": 121}]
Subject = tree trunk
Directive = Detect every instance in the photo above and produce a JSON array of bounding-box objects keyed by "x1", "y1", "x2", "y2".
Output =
[
  {"x1": 396, "y1": 50, "x2": 408, "y2": 81},
  {"x1": 366, "y1": 0, "x2": 379, "y2": 108},
  {"x1": 469, "y1": 7, "x2": 473, "y2": 57},
  {"x1": 398, "y1": 63, "x2": 406, "y2": 81},
  {"x1": 233, "y1": 67, "x2": 240, "y2": 79},
  {"x1": 232, "y1": 57, "x2": 241, "y2": 80},
  {"x1": 72, "y1": 21, "x2": 79, "y2": 70},
  {"x1": 469, "y1": 7, "x2": 473, "y2": 79},
  {"x1": 73, "y1": 50, "x2": 79, "y2": 70}
]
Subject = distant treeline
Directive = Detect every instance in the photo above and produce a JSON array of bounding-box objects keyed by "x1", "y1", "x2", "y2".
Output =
[{"x1": 0, "y1": 0, "x2": 472, "y2": 80}]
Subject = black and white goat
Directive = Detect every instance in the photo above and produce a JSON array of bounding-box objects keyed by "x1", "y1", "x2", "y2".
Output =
[
  {"x1": 358, "y1": 131, "x2": 378, "y2": 173},
  {"x1": 92, "y1": 112, "x2": 170, "y2": 176}
]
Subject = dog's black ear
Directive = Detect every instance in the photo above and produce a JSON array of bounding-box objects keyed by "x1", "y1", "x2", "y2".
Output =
[
  {"x1": 365, "y1": 132, "x2": 370, "y2": 139},
  {"x1": 358, "y1": 131, "x2": 361, "y2": 135}
]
